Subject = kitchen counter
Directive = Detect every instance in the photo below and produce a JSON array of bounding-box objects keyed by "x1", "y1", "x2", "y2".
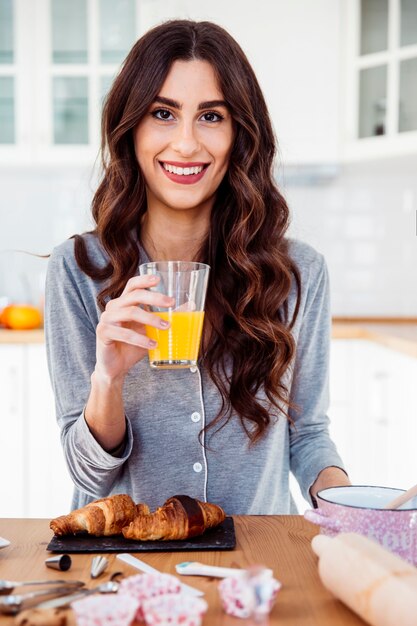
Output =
[
  {"x1": 1, "y1": 319, "x2": 417, "y2": 358},
  {"x1": 0, "y1": 516, "x2": 365, "y2": 625},
  {"x1": 332, "y1": 318, "x2": 417, "y2": 359},
  {"x1": 0, "y1": 329, "x2": 45, "y2": 344}
]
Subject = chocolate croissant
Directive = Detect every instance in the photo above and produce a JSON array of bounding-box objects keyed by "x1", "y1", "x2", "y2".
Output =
[
  {"x1": 122, "y1": 494, "x2": 226, "y2": 541},
  {"x1": 50, "y1": 494, "x2": 144, "y2": 537}
]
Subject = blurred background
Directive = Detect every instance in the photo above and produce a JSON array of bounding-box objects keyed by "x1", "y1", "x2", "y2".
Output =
[
  {"x1": 1, "y1": 0, "x2": 417, "y2": 517},
  {"x1": 1, "y1": 0, "x2": 416, "y2": 314}
]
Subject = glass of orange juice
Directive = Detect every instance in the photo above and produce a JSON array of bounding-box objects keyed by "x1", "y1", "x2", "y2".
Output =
[{"x1": 139, "y1": 261, "x2": 210, "y2": 370}]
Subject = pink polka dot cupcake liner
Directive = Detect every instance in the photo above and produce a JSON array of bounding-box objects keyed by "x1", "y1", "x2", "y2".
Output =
[
  {"x1": 142, "y1": 593, "x2": 208, "y2": 626},
  {"x1": 71, "y1": 594, "x2": 139, "y2": 626},
  {"x1": 118, "y1": 572, "x2": 182, "y2": 622},
  {"x1": 218, "y1": 568, "x2": 281, "y2": 619}
]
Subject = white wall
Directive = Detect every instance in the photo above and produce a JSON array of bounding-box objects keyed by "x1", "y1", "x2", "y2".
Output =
[
  {"x1": 287, "y1": 156, "x2": 417, "y2": 316},
  {"x1": 0, "y1": 166, "x2": 94, "y2": 307}
]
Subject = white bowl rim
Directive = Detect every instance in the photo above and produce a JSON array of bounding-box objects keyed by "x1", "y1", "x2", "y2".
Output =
[{"x1": 316, "y1": 484, "x2": 417, "y2": 511}]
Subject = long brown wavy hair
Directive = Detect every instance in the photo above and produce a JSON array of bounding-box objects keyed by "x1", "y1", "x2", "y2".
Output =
[{"x1": 73, "y1": 19, "x2": 301, "y2": 443}]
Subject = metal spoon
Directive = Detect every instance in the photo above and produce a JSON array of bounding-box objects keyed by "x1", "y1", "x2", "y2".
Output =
[
  {"x1": 0, "y1": 585, "x2": 86, "y2": 615},
  {"x1": 35, "y1": 580, "x2": 120, "y2": 610},
  {"x1": 0, "y1": 579, "x2": 84, "y2": 596}
]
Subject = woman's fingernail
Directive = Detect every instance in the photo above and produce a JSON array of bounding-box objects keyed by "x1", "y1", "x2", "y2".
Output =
[
  {"x1": 160, "y1": 320, "x2": 170, "y2": 328},
  {"x1": 148, "y1": 339, "x2": 157, "y2": 348}
]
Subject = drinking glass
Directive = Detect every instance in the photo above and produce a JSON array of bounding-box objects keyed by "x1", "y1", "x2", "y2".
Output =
[{"x1": 139, "y1": 261, "x2": 210, "y2": 369}]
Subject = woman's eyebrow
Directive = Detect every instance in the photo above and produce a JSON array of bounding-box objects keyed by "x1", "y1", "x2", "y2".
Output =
[
  {"x1": 154, "y1": 96, "x2": 180, "y2": 108},
  {"x1": 198, "y1": 100, "x2": 228, "y2": 110},
  {"x1": 153, "y1": 96, "x2": 228, "y2": 110}
]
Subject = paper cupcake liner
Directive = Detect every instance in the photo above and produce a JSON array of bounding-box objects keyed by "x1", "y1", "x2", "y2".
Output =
[
  {"x1": 218, "y1": 568, "x2": 281, "y2": 619},
  {"x1": 142, "y1": 593, "x2": 208, "y2": 626},
  {"x1": 118, "y1": 572, "x2": 181, "y2": 621},
  {"x1": 72, "y1": 594, "x2": 139, "y2": 626}
]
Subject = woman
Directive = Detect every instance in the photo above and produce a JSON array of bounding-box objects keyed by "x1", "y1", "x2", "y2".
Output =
[{"x1": 45, "y1": 19, "x2": 349, "y2": 514}]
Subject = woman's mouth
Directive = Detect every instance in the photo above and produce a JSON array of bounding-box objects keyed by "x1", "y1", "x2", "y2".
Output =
[{"x1": 159, "y1": 161, "x2": 209, "y2": 185}]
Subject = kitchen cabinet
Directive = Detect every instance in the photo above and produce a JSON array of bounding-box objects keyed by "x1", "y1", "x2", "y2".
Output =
[
  {"x1": 0, "y1": 343, "x2": 73, "y2": 518},
  {"x1": 291, "y1": 338, "x2": 417, "y2": 512},
  {"x1": 343, "y1": 0, "x2": 417, "y2": 160},
  {"x1": 0, "y1": 0, "x2": 139, "y2": 165},
  {"x1": 328, "y1": 339, "x2": 417, "y2": 489},
  {"x1": 0, "y1": 345, "x2": 26, "y2": 516}
]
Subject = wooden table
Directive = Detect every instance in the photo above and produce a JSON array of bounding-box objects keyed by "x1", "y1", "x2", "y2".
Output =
[{"x1": 0, "y1": 516, "x2": 366, "y2": 625}]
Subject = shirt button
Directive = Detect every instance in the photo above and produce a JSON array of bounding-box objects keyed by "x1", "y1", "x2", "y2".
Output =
[
  {"x1": 190, "y1": 366, "x2": 198, "y2": 373},
  {"x1": 191, "y1": 412, "x2": 201, "y2": 423},
  {"x1": 193, "y1": 462, "x2": 203, "y2": 473}
]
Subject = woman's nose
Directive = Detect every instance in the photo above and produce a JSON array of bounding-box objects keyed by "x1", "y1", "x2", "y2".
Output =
[{"x1": 170, "y1": 121, "x2": 200, "y2": 157}]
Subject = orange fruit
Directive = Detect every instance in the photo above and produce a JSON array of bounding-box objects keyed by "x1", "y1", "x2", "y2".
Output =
[{"x1": 0, "y1": 305, "x2": 43, "y2": 330}]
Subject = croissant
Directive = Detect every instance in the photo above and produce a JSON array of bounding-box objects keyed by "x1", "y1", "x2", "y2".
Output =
[
  {"x1": 50, "y1": 494, "x2": 145, "y2": 537},
  {"x1": 122, "y1": 494, "x2": 226, "y2": 541}
]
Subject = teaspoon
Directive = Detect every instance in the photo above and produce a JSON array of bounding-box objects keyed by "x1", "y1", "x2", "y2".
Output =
[
  {"x1": 0, "y1": 578, "x2": 84, "y2": 596},
  {"x1": 0, "y1": 585, "x2": 85, "y2": 615}
]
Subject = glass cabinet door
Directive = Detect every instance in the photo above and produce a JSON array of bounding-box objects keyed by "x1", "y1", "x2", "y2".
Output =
[
  {"x1": 51, "y1": 0, "x2": 88, "y2": 63},
  {"x1": 0, "y1": 77, "x2": 14, "y2": 144},
  {"x1": 100, "y1": 0, "x2": 136, "y2": 64},
  {"x1": 400, "y1": 0, "x2": 417, "y2": 47},
  {"x1": 359, "y1": 65, "x2": 387, "y2": 138},
  {"x1": 356, "y1": 0, "x2": 417, "y2": 143},
  {"x1": 53, "y1": 77, "x2": 89, "y2": 144},
  {"x1": 360, "y1": 0, "x2": 388, "y2": 55},
  {"x1": 1, "y1": 0, "x2": 139, "y2": 155},
  {"x1": 0, "y1": 0, "x2": 14, "y2": 144},
  {"x1": 399, "y1": 57, "x2": 417, "y2": 132},
  {"x1": 49, "y1": 0, "x2": 136, "y2": 147},
  {"x1": 0, "y1": 0, "x2": 13, "y2": 64}
]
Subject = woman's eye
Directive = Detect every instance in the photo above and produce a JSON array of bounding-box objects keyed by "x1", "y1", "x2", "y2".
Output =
[
  {"x1": 201, "y1": 111, "x2": 224, "y2": 123},
  {"x1": 152, "y1": 109, "x2": 174, "y2": 121}
]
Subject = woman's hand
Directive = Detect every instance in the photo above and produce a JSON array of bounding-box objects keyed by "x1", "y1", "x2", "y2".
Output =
[
  {"x1": 310, "y1": 466, "x2": 351, "y2": 503},
  {"x1": 94, "y1": 274, "x2": 174, "y2": 384}
]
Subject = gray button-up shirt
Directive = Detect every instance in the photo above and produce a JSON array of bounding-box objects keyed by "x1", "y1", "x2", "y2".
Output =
[{"x1": 45, "y1": 234, "x2": 345, "y2": 514}]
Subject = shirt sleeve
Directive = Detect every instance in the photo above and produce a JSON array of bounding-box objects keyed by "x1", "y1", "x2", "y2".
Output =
[
  {"x1": 44, "y1": 245, "x2": 134, "y2": 498},
  {"x1": 289, "y1": 253, "x2": 347, "y2": 505}
]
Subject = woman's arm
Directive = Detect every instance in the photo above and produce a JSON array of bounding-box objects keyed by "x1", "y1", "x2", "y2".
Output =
[
  {"x1": 45, "y1": 240, "x2": 172, "y2": 495},
  {"x1": 310, "y1": 466, "x2": 351, "y2": 501},
  {"x1": 289, "y1": 249, "x2": 350, "y2": 506},
  {"x1": 84, "y1": 273, "x2": 173, "y2": 451}
]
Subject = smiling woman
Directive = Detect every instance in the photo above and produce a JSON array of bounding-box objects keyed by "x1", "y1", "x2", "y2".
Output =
[
  {"x1": 134, "y1": 59, "x2": 234, "y2": 238},
  {"x1": 44, "y1": 19, "x2": 349, "y2": 517}
]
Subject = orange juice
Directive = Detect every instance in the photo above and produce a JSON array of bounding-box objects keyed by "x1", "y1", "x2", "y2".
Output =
[{"x1": 146, "y1": 311, "x2": 205, "y2": 368}]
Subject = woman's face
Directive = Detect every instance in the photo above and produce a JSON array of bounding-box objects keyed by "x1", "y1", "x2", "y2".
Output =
[{"x1": 134, "y1": 59, "x2": 234, "y2": 215}]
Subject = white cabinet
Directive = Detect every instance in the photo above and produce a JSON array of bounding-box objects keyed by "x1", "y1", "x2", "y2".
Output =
[
  {"x1": 343, "y1": 0, "x2": 417, "y2": 160},
  {"x1": 291, "y1": 338, "x2": 417, "y2": 512},
  {"x1": 0, "y1": 0, "x2": 140, "y2": 165},
  {"x1": 0, "y1": 343, "x2": 73, "y2": 518},
  {"x1": 0, "y1": 345, "x2": 26, "y2": 516},
  {"x1": 328, "y1": 339, "x2": 417, "y2": 489},
  {"x1": 26, "y1": 345, "x2": 74, "y2": 518}
]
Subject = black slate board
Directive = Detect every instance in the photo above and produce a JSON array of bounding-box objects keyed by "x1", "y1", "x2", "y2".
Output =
[{"x1": 47, "y1": 517, "x2": 235, "y2": 553}]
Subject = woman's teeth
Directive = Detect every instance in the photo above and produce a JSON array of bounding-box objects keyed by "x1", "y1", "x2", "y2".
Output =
[{"x1": 162, "y1": 163, "x2": 204, "y2": 175}]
